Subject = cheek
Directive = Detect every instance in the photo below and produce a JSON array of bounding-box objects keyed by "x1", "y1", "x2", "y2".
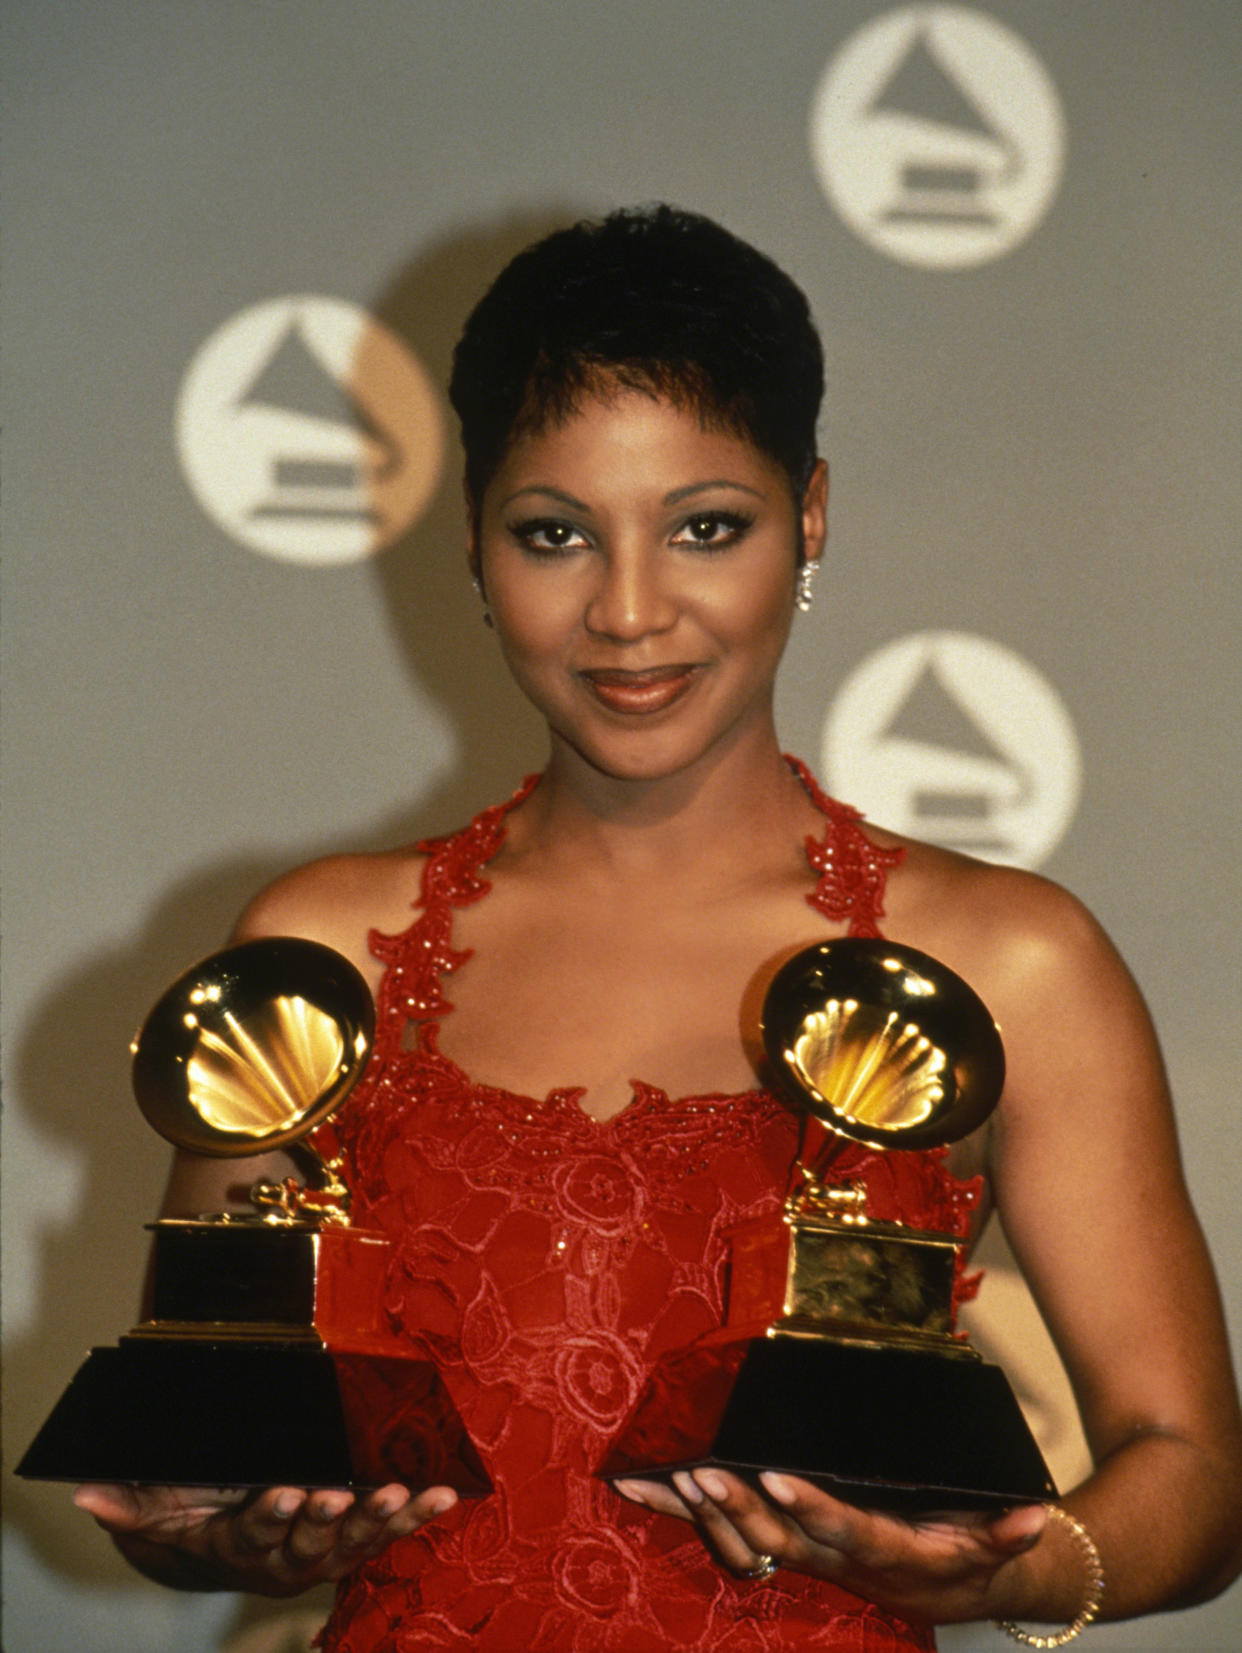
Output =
[
  {"x1": 487, "y1": 578, "x2": 584, "y2": 687},
  {"x1": 490, "y1": 589, "x2": 568, "y2": 657},
  {"x1": 704, "y1": 561, "x2": 796, "y2": 646}
]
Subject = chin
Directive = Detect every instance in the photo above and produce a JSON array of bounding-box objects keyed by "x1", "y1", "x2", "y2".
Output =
[{"x1": 558, "y1": 719, "x2": 758, "y2": 787}]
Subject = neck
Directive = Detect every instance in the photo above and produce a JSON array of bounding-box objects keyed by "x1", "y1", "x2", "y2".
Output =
[{"x1": 507, "y1": 725, "x2": 818, "y2": 883}]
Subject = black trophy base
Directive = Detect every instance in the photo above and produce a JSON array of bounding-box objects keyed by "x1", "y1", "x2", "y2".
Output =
[
  {"x1": 17, "y1": 1337, "x2": 491, "y2": 1496},
  {"x1": 600, "y1": 1334, "x2": 1057, "y2": 1512}
]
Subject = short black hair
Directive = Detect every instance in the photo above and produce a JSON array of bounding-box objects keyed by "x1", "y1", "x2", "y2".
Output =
[{"x1": 449, "y1": 205, "x2": 824, "y2": 509}]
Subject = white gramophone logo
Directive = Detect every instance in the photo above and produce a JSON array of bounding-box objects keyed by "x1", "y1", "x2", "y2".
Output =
[
  {"x1": 176, "y1": 296, "x2": 444, "y2": 565},
  {"x1": 809, "y1": 5, "x2": 1066, "y2": 269},
  {"x1": 822, "y1": 632, "x2": 1081, "y2": 869}
]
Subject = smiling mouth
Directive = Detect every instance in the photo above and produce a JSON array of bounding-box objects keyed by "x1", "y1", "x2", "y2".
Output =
[{"x1": 579, "y1": 665, "x2": 702, "y2": 714}]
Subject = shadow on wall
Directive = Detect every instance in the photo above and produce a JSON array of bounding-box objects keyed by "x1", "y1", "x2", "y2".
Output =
[
  {"x1": 362, "y1": 207, "x2": 583, "y2": 839},
  {"x1": 4, "y1": 206, "x2": 585, "y2": 1642}
]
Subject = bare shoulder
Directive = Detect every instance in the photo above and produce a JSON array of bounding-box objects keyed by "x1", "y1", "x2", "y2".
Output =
[
  {"x1": 231, "y1": 845, "x2": 427, "y2": 982},
  {"x1": 880, "y1": 834, "x2": 1139, "y2": 1022}
]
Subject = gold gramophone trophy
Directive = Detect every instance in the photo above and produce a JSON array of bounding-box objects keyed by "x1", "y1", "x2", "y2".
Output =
[
  {"x1": 601, "y1": 938, "x2": 1055, "y2": 1510},
  {"x1": 19, "y1": 937, "x2": 490, "y2": 1495}
]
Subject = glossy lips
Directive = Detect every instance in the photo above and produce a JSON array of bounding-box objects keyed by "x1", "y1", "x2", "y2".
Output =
[{"x1": 579, "y1": 665, "x2": 702, "y2": 715}]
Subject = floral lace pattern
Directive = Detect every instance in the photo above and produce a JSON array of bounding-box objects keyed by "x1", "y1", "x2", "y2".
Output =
[{"x1": 316, "y1": 767, "x2": 976, "y2": 1650}]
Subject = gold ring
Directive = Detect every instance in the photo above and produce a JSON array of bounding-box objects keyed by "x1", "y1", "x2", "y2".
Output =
[{"x1": 740, "y1": 1552, "x2": 778, "y2": 1580}]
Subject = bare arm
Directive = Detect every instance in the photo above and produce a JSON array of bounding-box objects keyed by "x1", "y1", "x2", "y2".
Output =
[
  {"x1": 617, "y1": 871, "x2": 1242, "y2": 1628},
  {"x1": 979, "y1": 880, "x2": 1242, "y2": 1618}
]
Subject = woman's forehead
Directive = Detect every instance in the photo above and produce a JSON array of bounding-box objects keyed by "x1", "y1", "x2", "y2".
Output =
[{"x1": 489, "y1": 390, "x2": 785, "y2": 501}]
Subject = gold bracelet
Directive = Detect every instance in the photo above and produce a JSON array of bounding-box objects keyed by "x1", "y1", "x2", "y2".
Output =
[{"x1": 996, "y1": 1505, "x2": 1104, "y2": 1648}]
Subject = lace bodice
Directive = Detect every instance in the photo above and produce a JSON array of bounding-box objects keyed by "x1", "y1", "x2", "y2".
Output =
[{"x1": 315, "y1": 764, "x2": 977, "y2": 1650}]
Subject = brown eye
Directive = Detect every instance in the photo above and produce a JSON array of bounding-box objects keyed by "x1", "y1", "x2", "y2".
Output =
[
  {"x1": 672, "y1": 511, "x2": 752, "y2": 549},
  {"x1": 513, "y1": 518, "x2": 589, "y2": 554}
]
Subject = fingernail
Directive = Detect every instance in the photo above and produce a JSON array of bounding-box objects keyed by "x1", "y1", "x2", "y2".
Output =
[
  {"x1": 673, "y1": 1471, "x2": 704, "y2": 1505},
  {"x1": 760, "y1": 1472, "x2": 796, "y2": 1506},
  {"x1": 613, "y1": 1480, "x2": 648, "y2": 1506},
  {"x1": 426, "y1": 1491, "x2": 456, "y2": 1518},
  {"x1": 696, "y1": 1470, "x2": 728, "y2": 1502},
  {"x1": 273, "y1": 1494, "x2": 301, "y2": 1518}
]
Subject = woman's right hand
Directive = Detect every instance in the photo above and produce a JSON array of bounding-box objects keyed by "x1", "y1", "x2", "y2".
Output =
[{"x1": 73, "y1": 1480, "x2": 458, "y2": 1596}]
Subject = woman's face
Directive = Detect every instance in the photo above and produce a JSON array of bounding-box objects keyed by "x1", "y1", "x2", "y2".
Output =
[{"x1": 470, "y1": 389, "x2": 826, "y2": 784}]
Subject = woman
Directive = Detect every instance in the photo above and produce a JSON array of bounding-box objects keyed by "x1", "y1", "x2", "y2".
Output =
[{"x1": 77, "y1": 207, "x2": 1242, "y2": 1649}]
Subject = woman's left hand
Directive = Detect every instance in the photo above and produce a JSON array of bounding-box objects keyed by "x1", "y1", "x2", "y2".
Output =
[{"x1": 614, "y1": 1471, "x2": 1046, "y2": 1624}]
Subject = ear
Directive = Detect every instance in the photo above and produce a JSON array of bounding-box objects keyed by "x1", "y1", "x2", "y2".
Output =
[
  {"x1": 800, "y1": 460, "x2": 828, "y2": 566},
  {"x1": 463, "y1": 479, "x2": 483, "y2": 591}
]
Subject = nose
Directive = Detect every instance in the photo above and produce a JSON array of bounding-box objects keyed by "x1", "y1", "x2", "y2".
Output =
[{"x1": 584, "y1": 549, "x2": 679, "y2": 642}]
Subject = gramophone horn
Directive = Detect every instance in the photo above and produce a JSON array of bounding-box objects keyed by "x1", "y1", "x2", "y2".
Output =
[
  {"x1": 760, "y1": 938, "x2": 1005, "y2": 1152},
  {"x1": 130, "y1": 936, "x2": 374, "y2": 1157}
]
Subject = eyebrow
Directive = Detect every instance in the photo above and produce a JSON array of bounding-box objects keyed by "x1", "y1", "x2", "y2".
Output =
[
  {"x1": 664, "y1": 479, "x2": 767, "y2": 505},
  {"x1": 498, "y1": 485, "x2": 591, "y2": 511},
  {"x1": 498, "y1": 479, "x2": 767, "y2": 511}
]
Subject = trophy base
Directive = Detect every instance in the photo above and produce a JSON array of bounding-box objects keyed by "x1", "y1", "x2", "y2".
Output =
[
  {"x1": 17, "y1": 1337, "x2": 491, "y2": 1494},
  {"x1": 599, "y1": 1333, "x2": 1056, "y2": 1512}
]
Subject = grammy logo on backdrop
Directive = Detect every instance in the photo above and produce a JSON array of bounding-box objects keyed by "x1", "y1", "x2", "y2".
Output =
[
  {"x1": 19, "y1": 937, "x2": 489, "y2": 1495},
  {"x1": 601, "y1": 938, "x2": 1055, "y2": 1510}
]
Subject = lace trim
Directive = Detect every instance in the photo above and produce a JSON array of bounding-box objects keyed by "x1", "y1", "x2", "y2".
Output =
[
  {"x1": 311, "y1": 760, "x2": 979, "y2": 1241},
  {"x1": 376, "y1": 758, "x2": 903, "y2": 1053},
  {"x1": 783, "y1": 754, "x2": 905, "y2": 938}
]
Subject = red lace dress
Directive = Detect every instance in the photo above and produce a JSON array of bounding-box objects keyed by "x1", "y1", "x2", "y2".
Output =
[{"x1": 317, "y1": 763, "x2": 980, "y2": 1651}]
